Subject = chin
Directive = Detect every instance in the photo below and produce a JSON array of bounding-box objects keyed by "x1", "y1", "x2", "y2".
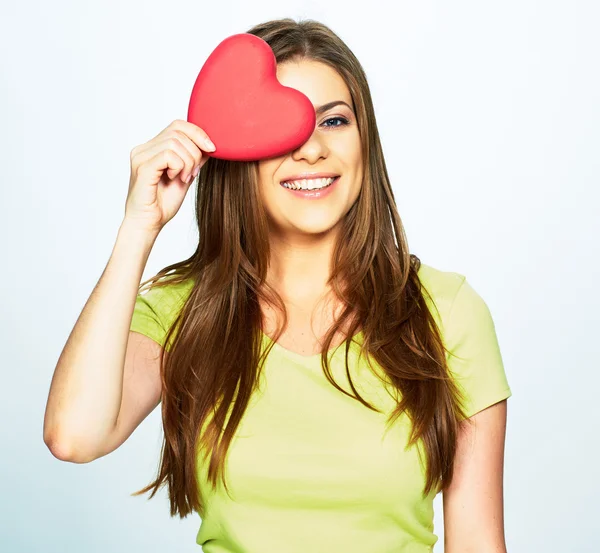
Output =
[{"x1": 288, "y1": 216, "x2": 343, "y2": 236}]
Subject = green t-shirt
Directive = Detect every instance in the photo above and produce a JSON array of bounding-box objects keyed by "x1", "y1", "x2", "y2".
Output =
[{"x1": 130, "y1": 262, "x2": 512, "y2": 552}]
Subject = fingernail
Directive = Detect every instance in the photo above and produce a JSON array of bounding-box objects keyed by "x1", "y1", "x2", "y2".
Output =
[
  {"x1": 192, "y1": 165, "x2": 200, "y2": 178},
  {"x1": 204, "y1": 138, "x2": 216, "y2": 150}
]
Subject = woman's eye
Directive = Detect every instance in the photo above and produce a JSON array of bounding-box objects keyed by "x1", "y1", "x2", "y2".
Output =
[{"x1": 321, "y1": 116, "x2": 349, "y2": 128}]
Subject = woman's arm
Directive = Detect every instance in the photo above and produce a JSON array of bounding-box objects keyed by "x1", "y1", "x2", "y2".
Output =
[
  {"x1": 442, "y1": 399, "x2": 509, "y2": 553},
  {"x1": 43, "y1": 221, "x2": 159, "y2": 461}
]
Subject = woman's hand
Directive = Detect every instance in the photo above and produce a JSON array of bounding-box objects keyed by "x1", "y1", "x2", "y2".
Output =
[{"x1": 124, "y1": 119, "x2": 216, "y2": 233}]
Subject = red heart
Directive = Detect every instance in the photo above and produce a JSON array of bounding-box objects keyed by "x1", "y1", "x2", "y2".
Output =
[{"x1": 187, "y1": 33, "x2": 316, "y2": 161}]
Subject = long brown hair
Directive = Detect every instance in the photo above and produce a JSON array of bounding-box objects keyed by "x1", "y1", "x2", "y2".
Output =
[{"x1": 131, "y1": 17, "x2": 471, "y2": 518}]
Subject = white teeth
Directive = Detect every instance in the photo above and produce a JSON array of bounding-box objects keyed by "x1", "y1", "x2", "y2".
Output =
[{"x1": 281, "y1": 177, "x2": 336, "y2": 190}]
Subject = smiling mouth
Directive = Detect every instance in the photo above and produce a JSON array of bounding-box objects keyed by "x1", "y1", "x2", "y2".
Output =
[{"x1": 280, "y1": 176, "x2": 340, "y2": 191}]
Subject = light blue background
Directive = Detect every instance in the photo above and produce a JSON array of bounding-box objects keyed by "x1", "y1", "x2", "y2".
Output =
[{"x1": 2, "y1": 0, "x2": 598, "y2": 551}]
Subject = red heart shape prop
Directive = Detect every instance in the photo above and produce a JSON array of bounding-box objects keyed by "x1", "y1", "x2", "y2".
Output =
[{"x1": 186, "y1": 33, "x2": 316, "y2": 161}]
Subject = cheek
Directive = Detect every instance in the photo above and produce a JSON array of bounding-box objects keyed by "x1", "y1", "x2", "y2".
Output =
[
  {"x1": 335, "y1": 131, "x2": 362, "y2": 167},
  {"x1": 258, "y1": 159, "x2": 284, "y2": 187},
  {"x1": 258, "y1": 176, "x2": 281, "y2": 215},
  {"x1": 350, "y1": 157, "x2": 364, "y2": 198}
]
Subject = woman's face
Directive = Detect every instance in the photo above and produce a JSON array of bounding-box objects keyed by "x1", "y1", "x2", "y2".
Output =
[{"x1": 258, "y1": 59, "x2": 363, "y2": 238}]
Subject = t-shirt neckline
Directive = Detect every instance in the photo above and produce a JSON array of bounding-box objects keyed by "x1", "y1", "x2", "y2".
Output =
[{"x1": 261, "y1": 329, "x2": 364, "y2": 365}]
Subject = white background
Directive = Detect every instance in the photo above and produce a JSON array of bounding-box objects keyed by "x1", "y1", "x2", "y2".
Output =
[{"x1": 1, "y1": 0, "x2": 598, "y2": 551}]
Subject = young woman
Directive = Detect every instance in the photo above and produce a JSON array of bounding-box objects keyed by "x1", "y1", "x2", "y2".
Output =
[{"x1": 44, "y1": 17, "x2": 512, "y2": 553}]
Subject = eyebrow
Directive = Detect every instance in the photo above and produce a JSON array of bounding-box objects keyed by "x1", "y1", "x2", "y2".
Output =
[{"x1": 314, "y1": 100, "x2": 353, "y2": 115}]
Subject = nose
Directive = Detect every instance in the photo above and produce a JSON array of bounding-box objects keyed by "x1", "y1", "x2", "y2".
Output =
[{"x1": 290, "y1": 128, "x2": 328, "y2": 163}]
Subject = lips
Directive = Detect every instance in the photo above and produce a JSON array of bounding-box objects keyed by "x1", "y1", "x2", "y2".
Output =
[
  {"x1": 279, "y1": 172, "x2": 340, "y2": 184},
  {"x1": 279, "y1": 175, "x2": 341, "y2": 198}
]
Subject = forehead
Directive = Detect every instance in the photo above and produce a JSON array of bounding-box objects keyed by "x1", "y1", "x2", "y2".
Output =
[{"x1": 276, "y1": 60, "x2": 352, "y2": 109}]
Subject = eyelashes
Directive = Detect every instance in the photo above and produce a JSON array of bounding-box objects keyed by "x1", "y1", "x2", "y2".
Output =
[{"x1": 321, "y1": 116, "x2": 350, "y2": 129}]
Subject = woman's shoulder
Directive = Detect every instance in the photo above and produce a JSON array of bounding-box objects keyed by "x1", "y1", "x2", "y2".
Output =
[
  {"x1": 137, "y1": 274, "x2": 196, "y2": 315},
  {"x1": 416, "y1": 261, "x2": 499, "y2": 348},
  {"x1": 416, "y1": 261, "x2": 511, "y2": 418},
  {"x1": 416, "y1": 260, "x2": 466, "y2": 317}
]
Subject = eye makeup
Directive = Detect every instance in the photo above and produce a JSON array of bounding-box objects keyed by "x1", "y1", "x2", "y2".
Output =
[{"x1": 321, "y1": 116, "x2": 350, "y2": 128}]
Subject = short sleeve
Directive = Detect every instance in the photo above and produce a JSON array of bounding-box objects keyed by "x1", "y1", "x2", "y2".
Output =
[
  {"x1": 443, "y1": 276, "x2": 512, "y2": 420},
  {"x1": 129, "y1": 278, "x2": 193, "y2": 352}
]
